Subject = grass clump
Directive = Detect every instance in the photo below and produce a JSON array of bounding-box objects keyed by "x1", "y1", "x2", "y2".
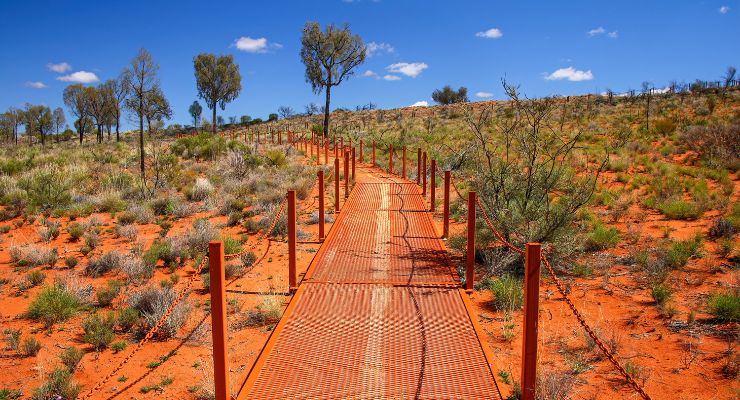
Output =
[
  {"x1": 82, "y1": 313, "x2": 115, "y2": 351},
  {"x1": 85, "y1": 251, "x2": 124, "y2": 277},
  {"x1": 31, "y1": 368, "x2": 81, "y2": 400},
  {"x1": 658, "y1": 200, "x2": 703, "y2": 220},
  {"x1": 707, "y1": 291, "x2": 739, "y2": 322},
  {"x1": 664, "y1": 236, "x2": 702, "y2": 269},
  {"x1": 0, "y1": 389, "x2": 22, "y2": 400},
  {"x1": 59, "y1": 347, "x2": 84, "y2": 371},
  {"x1": 21, "y1": 336, "x2": 42, "y2": 357},
  {"x1": 487, "y1": 276, "x2": 523, "y2": 312},
  {"x1": 27, "y1": 284, "x2": 81, "y2": 327},
  {"x1": 585, "y1": 222, "x2": 620, "y2": 251}
]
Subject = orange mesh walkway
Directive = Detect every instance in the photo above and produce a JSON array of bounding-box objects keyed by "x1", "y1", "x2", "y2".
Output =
[{"x1": 238, "y1": 169, "x2": 501, "y2": 400}]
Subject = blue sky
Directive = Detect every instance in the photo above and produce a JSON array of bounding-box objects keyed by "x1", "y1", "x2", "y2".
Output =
[{"x1": 1, "y1": 0, "x2": 738, "y2": 130}]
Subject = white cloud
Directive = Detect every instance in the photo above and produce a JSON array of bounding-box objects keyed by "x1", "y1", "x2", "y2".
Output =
[
  {"x1": 410, "y1": 101, "x2": 428, "y2": 107},
  {"x1": 25, "y1": 81, "x2": 47, "y2": 89},
  {"x1": 47, "y1": 62, "x2": 71, "y2": 73},
  {"x1": 386, "y1": 62, "x2": 428, "y2": 78},
  {"x1": 719, "y1": 5, "x2": 730, "y2": 13},
  {"x1": 366, "y1": 42, "x2": 394, "y2": 56},
  {"x1": 476, "y1": 91, "x2": 493, "y2": 98},
  {"x1": 234, "y1": 36, "x2": 280, "y2": 53},
  {"x1": 363, "y1": 70, "x2": 378, "y2": 77},
  {"x1": 607, "y1": 31, "x2": 618, "y2": 38},
  {"x1": 383, "y1": 74, "x2": 401, "y2": 81},
  {"x1": 545, "y1": 67, "x2": 594, "y2": 81},
  {"x1": 475, "y1": 28, "x2": 503, "y2": 39},
  {"x1": 587, "y1": 27, "x2": 606, "y2": 36},
  {"x1": 56, "y1": 71, "x2": 99, "y2": 83}
]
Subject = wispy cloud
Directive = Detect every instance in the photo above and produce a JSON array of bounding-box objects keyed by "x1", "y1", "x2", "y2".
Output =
[
  {"x1": 386, "y1": 62, "x2": 428, "y2": 78},
  {"x1": 607, "y1": 31, "x2": 618, "y2": 38},
  {"x1": 476, "y1": 91, "x2": 493, "y2": 98},
  {"x1": 475, "y1": 28, "x2": 503, "y2": 39},
  {"x1": 47, "y1": 62, "x2": 71, "y2": 73},
  {"x1": 545, "y1": 67, "x2": 594, "y2": 81},
  {"x1": 587, "y1": 27, "x2": 606, "y2": 36},
  {"x1": 410, "y1": 101, "x2": 428, "y2": 107},
  {"x1": 234, "y1": 36, "x2": 281, "y2": 53},
  {"x1": 382, "y1": 74, "x2": 401, "y2": 81},
  {"x1": 719, "y1": 5, "x2": 730, "y2": 13},
  {"x1": 56, "y1": 71, "x2": 99, "y2": 83},
  {"x1": 363, "y1": 70, "x2": 378, "y2": 77},
  {"x1": 366, "y1": 42, "x2": 394, "y2": 57},
  {"x1": 25, "y1": 81, "x2": 47, "y2": 89}
]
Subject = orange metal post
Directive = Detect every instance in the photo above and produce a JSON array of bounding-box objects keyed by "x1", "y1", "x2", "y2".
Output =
[
  {"x1": 402, "y1": 146, "x2": 407, "y2": 179},
  {"x1": 208, "y1": 241, "x2": 230, "y2": 400},
  {"x1": 372, "y1": 142, "x2": 376, "y2": 167},
  {"x1": 359, "y1": 140, "x2": 364, "y2": 162},
  {"x1": 288, "y1": 190, "x2": 297, "y2": 292},
  {"x1": 278, "y1": 131, "x2": 282, "y2": 145},
  {"x1": 466, "y1": 191, "x2": 476, "y2": 293},
  {"x1": 309, "y1": 134, "x2": 313, "y2": 157},
  {"x1": 417, "y1": 148, "x2": 422, "y2": 184},
  {"x1": 340, "y1": 137, "x2": 344, "y2": 152},
  {"x1": 521, "y1": 243, "x2": 542, "y2": 400},
  {"x1": 443, "y1": 171, "x2": 450, "y2": 239},
  {"x1": 317, "y1": 139, "x2": 320, "y2": 165},
  {"x1": 422, "y1": 152, "x2": 427, "y2": 196},
  {"x1": 389, "y1": 144, "x2": 394, "y2": 174},
  {"x1": 324, "y1": 136, "x2": 329, "y2": 164},
  {"x1": 344, "y1": 151, "x2": 350, "y2": 199},
  {"x1": 334, "y1": 158, "x2": 340, "y2": 212},
  {"x1": 351, "y1": 147, "x2": 356, "y2": 180},
  {"x1": 318, "y1": 171, "x2": 325, "y2": 241},
  {"x1": 430, "y1": 159, "x2": 436, "y2": 211}
]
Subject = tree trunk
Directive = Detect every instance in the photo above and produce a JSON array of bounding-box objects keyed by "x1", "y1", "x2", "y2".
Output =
[
  {"x1": 116, "y1": 117, "x2": 120, "y2": 142},
  {"x1": 323, "y1": 80, "x2": 332, "y2": 137},
  {"x1": 212, "y1": 105, "x2": 217, "y2": 135},
  {"x1": 79, "y1": 122, "x2": 84, "y2": 145},
  {"x1": 40, "y1": 129, "x2": 45, "y2": 146},
  {"x1": 139, "y1": 99, "x2": 145, "y2": 179}
]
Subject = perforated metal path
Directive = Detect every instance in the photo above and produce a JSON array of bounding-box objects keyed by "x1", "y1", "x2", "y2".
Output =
[{"x1": 239, "y1": 169, "x2": 501, "y2": 400}]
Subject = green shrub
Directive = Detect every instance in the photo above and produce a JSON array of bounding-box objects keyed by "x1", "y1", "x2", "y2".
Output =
[
  {"x1": 18, "y1": 167, "x2": 75, "y2": 210},
  {"x1": 151, "y1": 197, "x2": 177, "y2": 216},
  {"x1": 66, "y1": 222, "x2": 85, "y2": 241},
  {"x1": 707, "y1": 292, "x2": 739, "y2": 322},
  {"x1": 82, "y1": 313, "x2": 115, "y2": 351},
  {"x1": 222, "y1": 236, "x2": 243, "y2": 255},
  {"x1": 116, "y1": 307, "x2": 141, "y2": 332},
  {"x1": 0, "y1": 388, "x2": 22, "y2": 400},
  {"x1": 26, "y1": 270, "x2": 46, "y2": 288},
  {"x1": 27, "y1": 285, "x2": 81, "y2": 327},
  {"x1": 664, "y1": 236, "x2": 702, "y2": 269},
  {"x1": 96, "y1": 280, "x2": 123, "y2": 307},
  {"x1": 32, "y1": 368, "x2": 81, "y2": 400},
  {"x1": 144, "y1": 240, "x2": 180, "y2": 268},
  {"x1": 658, "y1": 200, "x2": 702, "y2": 220},
  {"x1": 651, "y1": 284, "x2": 672, "y2": 307},
  {"x1": 64, "y1": 256, "x2": 78, "y2": 269},
  {"x1": 21, "y1": 336, "x2": 42, "y2": 357},
  {"x1": 487, "y1": 276, "x2": 523, "y2": 312},
  {"x1": 4, "y1": 329, "x2": 21, "y2": 351},
  {"x1": 59, "y1": 346, "x2": 84, "y2": 371},
  {"x1": 241, "y1": 252, "x2": 257, "y2": 269},
  {"x1": 585, "y1": 223, "x2": 620, "y2": 251},
  {"x1": 111, "y1": 341, "x2": 128, "y2": 353},
  {"x1": 86, "y1": 251, "x2": 123, "y2": 277}
]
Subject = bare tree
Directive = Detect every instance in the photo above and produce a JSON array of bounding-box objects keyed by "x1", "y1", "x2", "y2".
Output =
[
  {"x1": 722, "y1": 66, "x2": 736, "y2": 99},
  {"x1": 641, "y1": 81, "x2": 651, "y2": 133},
  {"x1": 52, "y1": 107, "x2": 65, "y2": 141},
  {"x1": 300, "y1": 22, "x2": 366, "y2": 137},
  {"x1": 278, "y1": 106, "x2": 295, "y2": 119},
  {"x1": 123, "y1": 48, "x2": 160, "y2": 178},
  {"x1": 304, "y1": 103, "x2": 319, "y2": 116}
]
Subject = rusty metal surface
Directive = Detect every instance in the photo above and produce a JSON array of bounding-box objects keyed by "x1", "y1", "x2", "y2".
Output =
[
  {"x1": 240, "y1": 170, "x2": 500, "y2": 400},
  {"x1": 245, "y1": 284, "x2": 499, "y2": 400}
]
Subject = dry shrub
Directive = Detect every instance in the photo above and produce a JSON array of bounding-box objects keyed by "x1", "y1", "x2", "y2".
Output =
[{"x1": 128, "y1": 286, "x2": 190, "y2": 338}]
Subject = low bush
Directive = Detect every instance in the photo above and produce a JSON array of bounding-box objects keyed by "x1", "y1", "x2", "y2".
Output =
[
  {"x1": 66, "y1": 222, "x2": 85, "y2": 241},
  {"x1": 86, "y1": 251, "x2": 124, "y2": 277},
  {"x1": 585, "y1": 223, "x2": 620, "y2": 251},
  {"x1": 709, "y1": 218, "x2": 736, "y2": 239},
  {"x1": 31, "y1": 368, "x2": 81, "y2": 400},
  {"x1": 707, "y1": 291, "x2": 739, "y2": 322},
  {"x1": 96, "y1": 280, "x2": 123, "y2": 307},
  {"x1": 188, "y1": 178, "x2": 214, "y2": 201},
  {"x1": 128, "y1": 286, "x2": 190, "y2": 339},
  {"x1": 25, "y1": 270, "x2": 46, "y2": 288},
  {"x1": 658, "y1": 200, "x2": 703, "y2": 220},
  {"x1": 4, "y1": 329, "x2": 21, "y2": 352},
  {"x1": 21, "y1": 336, "x2": 42, "y2": 357},
  {"x1": 64, "y1": 256, "x2": 78, "y2": 269},
  {"x1": 27, "y1": 284, "x2": 81, "y2": 327},
  {"x1": 651, "y1": 284, "x2": 672, "y2": 307},
  {"x1": 240, "y1": 252, "x2": 257, "y2": 269},
  {"x1": 59, "y1": 346, "x2": 84, "y2": 371},
  {"x1": 0, "y1": 388, "x2": 22, "y2": 400},
  {"x1": 664, "y1": 236, "x2": 702, "y2": 269},
  {"x1": 487, "y1": 276, "x2": 523, "y2": 312},
  {"x1": 120, "y1": 255, "x2": 154, "y2": 282},
  {"x1": 9, "y1": 244, "x2": 58, "y2": 268},
  {"x1": 116, "y1": 307, "x2": 141, "y2": 332},
  {"x1": 143, "y1": 239, "x2": 181, "y2": 269},
  {"x1": 82, "y1": 313, "x2": 115, "y2": 351}
]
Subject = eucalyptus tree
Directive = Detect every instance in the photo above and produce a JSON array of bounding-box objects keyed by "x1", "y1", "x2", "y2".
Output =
[
  {"x1": 104, "y1": 75, "x2": 129, "y2": 141},
  {"x1": 193, "y1": 53, "x2": 241, "y2": 135},
  {"x1": 189, "y1": 100, "x2": 203, "y2": 130},
  {"x1": 143, "y1": 86, "x2": 172, "y2": 134},
  {"x1": 24, "y1": 104, "x2": 53, "y2": 146},
  {"x1": 300, "y1": 22, "x2": 366, "y2": 137},
  {"x1": 123, "y1": 48, "x2": 160, "y2": 178},
  {"x1": 3, "y1": 107, "x2": 22, "y2": 145},
  {"x1": 52, "y1": 107, "x2": 65, "y2": 141},
  {"x1": 63, "y1": 84, "x2": 90, "y2": 144}
]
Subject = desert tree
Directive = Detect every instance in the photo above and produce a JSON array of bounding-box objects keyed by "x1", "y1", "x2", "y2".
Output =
[
  {"x1": 3, "y1": 107, "x2": 22, "y2": 145},
  {"x1": 63, "y1": 84, "x2": 90, "y2": 144},
  {"x1": 189, "y1": 101, "x2": 203, "y2": 130},
  {"x1": 432, "y1": 85, "x2": 469, "y2": 105},
  {"x1": 268, "y1": 113, "x2": 278, "y2": 122},
  {"x1": 240, "y1": 115, "x2": 251, "y2": 125},
  {"x1": 304, "y1": 102, "x2": 319, "y2": 116},
  {"x1": 85, "y1": 86, "x2": 108, "y2": 143},
  {"x1": 23, "y1": 104, "x2": 53, "y2": 146},
  {"x1": 722, "y1": 66, "x2": 736, "y2": 99},
  {"x1": 456, "y1": 80, "x2": 609, "y2": 273},
  {"x1": 123, "y1": 48, "x2": 160, "y2": 178},
  {"x1": 104, "y1": 75, "x2": 129, "y2": 141},
  {"x1": 52, "y1": 107, "x2": 65, "y2": 141},
  {"x1": 641, "y1": 81, "x2": 652, "y2": 133},
  {"x1": 278, "y1": 106, "x2": 295, "y2": 119},
  {"x1": 300, "y1": 22, "x2": 366, "y2": 137},
  {"x1": 193, "y1": 53, "x2": 242, "y2": 135}
]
